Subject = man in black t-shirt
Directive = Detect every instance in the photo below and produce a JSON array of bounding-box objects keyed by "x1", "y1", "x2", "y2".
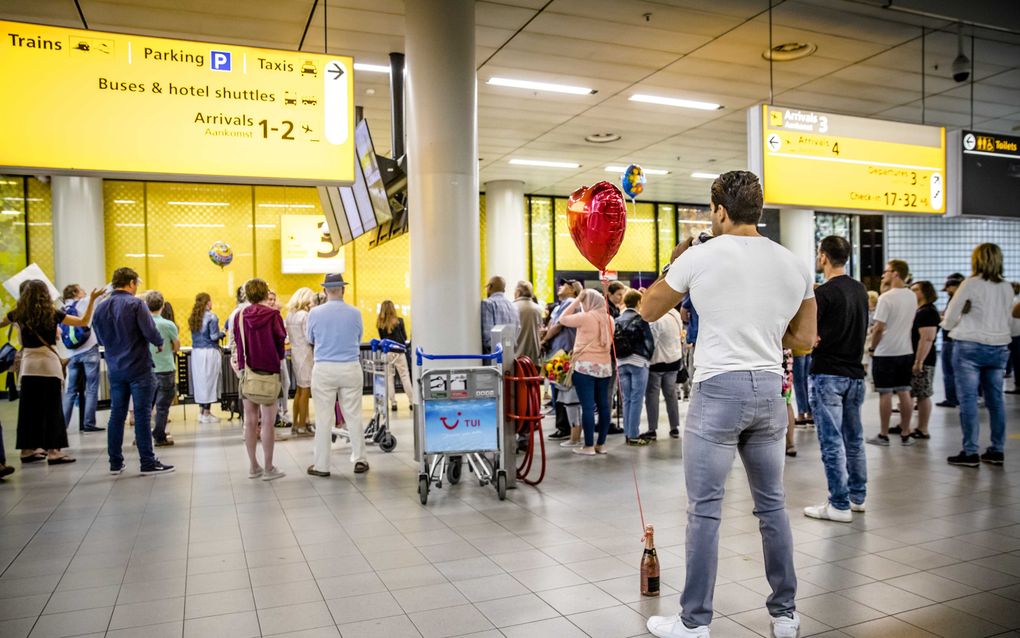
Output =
[{"x1": 804, "y1": 236, "x2": 870, "y2": 524}]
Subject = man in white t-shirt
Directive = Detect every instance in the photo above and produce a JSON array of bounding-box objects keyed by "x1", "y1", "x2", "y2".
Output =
[
  {"x1": 867, "y1": 260, "x2": 916, "y2": 446},
  {"x1": 639, "y1": 171, "x2": 816, "y2": 638}
]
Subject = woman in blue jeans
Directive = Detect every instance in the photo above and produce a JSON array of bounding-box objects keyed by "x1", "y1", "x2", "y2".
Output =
[
  {"x1": 556, "y1": 290, "x2": 614, "y2": 456},
  {"x1": 942, "y1": 243, "x2": 1014, "y2": 467}
]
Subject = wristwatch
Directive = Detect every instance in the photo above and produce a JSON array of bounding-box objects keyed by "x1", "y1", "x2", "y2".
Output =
[{"x1": 661, "y1": 263, "x2": 671, "y2": 276}]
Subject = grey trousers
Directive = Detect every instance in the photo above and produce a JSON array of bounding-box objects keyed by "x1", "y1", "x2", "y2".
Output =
[
  {"x1": 645, "y1": 368, "x2": 679, "y2": 433},
  {"x1": 681, "y1": 371, "x2": 797, "y2": 628}
]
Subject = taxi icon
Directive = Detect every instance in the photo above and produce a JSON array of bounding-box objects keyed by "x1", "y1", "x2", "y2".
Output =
[{"x1": 300, "y1": 61, "x2": 317, "y2": 77}]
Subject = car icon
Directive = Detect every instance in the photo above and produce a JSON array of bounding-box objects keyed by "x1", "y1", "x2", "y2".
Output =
[
  {"x1": 75, "y1": 41, "x2": 90, "y2": 52},
  {"x1": 302, "y1": 97, "x2": 317, "y2": 106},
  {"x1": 284, "y1": 95, "x2": 297, "y2": 106},
  {"x1": 301, "y1": 61, "x2": 317, "y2": 77}
]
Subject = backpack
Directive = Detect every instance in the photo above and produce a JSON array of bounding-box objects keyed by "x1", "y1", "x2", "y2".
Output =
[
  {"x1": 614, "y1": 316, "x2": 645, "y2": 359},
  {"x1": 60, "y1": 302, "x2": 92, "y2": 350}
]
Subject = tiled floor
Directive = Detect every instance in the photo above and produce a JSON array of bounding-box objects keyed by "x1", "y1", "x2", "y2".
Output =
[{"x1": 0, "y1": 386, "x2": 1018, "y2": 638}]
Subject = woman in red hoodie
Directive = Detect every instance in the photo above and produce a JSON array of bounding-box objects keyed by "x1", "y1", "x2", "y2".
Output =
[{"x1": 235, "y1": 278, "x2": 288, "y2": 481}]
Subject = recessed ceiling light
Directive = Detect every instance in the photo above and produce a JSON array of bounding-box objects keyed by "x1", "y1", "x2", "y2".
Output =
[
  {"x1": 488, "y1": 77, "x2": 596, "y2": 95},
  {"x1": 762, "y1": 42, "x2": 818, "y2": 62},
  {"x1": 690, "y1": 172, "x2": 720, "y2": 179},
  {"x1": 585, "y1": 133, "x2": 621, "y2": 144},
  {"x1": 509, "y1": 159, "x2": 580, "y2": 168},
  {"x1": 629, "y1": 94, "x2": 722, "y2": 111},
  {"x1": 354, "y1": 62, "x2": 390, "y2": 73},
  {"x1": 605, "y1": 165, "x2": 670, "y2": 175}
]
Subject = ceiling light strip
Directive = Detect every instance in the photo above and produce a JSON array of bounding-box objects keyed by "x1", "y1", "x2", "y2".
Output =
[
  {"x1": 605, "y1": 165, "x2": 670, "y2": 175},
  {"x1": 488, "y1": 77, "x2": 595, "y2": 95},
  {"x1": 509, "y1": 159, "x2": 580, "y2": 169},
  {"x1": 629, "y1": 94, "x2": 721, "y2": 111}
]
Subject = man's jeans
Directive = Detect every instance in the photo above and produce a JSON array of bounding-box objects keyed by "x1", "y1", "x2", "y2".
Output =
[
  {"x1": 1009, "y1": 336, "x2": 1020, "y2": 391},
  {"x1": 792, "y1": 354, "x2": 811, "y2": 415},
  {"x1": 809, "y1": 374, "x2": 867, "y2": 511},
  {"x1": 941, "y1": 339, "x2": 958, "y2": 404},
  {"x1": 681, "y1": 371, "x2": 796, "y2": 628},
  {"x1": 645, "y1": 369, "x2": 679, "y2": 433},
  {"x1": 953, "y1": 340, "x2": 1009, "y2": 455},
  {"x1": 107, "y1": 373, "x2": 157, "y2": 470},
  {"x1": 62, "y1": 345, "x2": 100, "y2": 429},
  {"x1": 618, "y1": 364, "x2": 649, "y2": 438},
  {"x1": 152, "y1": 372, "x2": 176, "y2": 443}
]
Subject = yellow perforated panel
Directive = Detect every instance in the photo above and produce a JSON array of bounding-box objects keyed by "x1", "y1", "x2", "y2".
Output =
[
  {"x1": 657, "y1": 204, "x2": 676, "y2": 269},
  {"x1": 253, "y1": 185, "x2": 332, "y2": 303},
  {"x1": 104, "y1": 181, "x2": 147, "y2": 286},
  {"x1": 0, "y1": 176, "x2": 27, "y2": 317},
  {"x1": 529, "y1": 197, "x2": 554, "y2": 304},
  {"x1": 553, "y1": 197, "x2": 656, "y2": 274},
  {"x1": 26, "y1": 178, "x2": 53, "y2": 278},
  {"x1": 351, "y1": 233, "x2": 411, "y2": 337}
]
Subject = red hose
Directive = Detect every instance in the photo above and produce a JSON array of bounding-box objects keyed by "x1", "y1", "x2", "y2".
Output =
[{"x1": 505, "y1": 357, "x2": 546, "y2": 486}]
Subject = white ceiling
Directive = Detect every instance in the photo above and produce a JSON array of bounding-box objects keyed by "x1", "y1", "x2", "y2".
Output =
[{"x1": 4, "y1": 0, "x2": 1020, "y2": 203}]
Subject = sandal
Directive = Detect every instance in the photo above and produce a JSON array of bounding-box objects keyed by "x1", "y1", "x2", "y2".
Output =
[
  {"x1": 354, "y1": 461, "x2": 370, "y2": 474},
  {"x1": 786, "y1": 446, "x2": 798, "y2": 457},
  {"x1": 20, "y1": 453, "x2": 47, "y2": 463},
  {"x1": 47, "y1": 456, "x2": 76, "y2": 465},
  {"x1": 909, "y1": 431, "x2": 931, "y2": 439}
]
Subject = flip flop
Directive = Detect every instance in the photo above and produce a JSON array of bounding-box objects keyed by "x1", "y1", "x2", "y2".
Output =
[
  {"x1": 20, "y1": 453, "x2": 47, "y2": 463},
  {"x1": 354, "y1": 461, "x2": 370, "y2": 474},
  {"x1": 47, "y1": 457, "x2": 77, "y2": 465}
]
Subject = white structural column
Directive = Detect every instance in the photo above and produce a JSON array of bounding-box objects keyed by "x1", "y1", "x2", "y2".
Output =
[
  {"x1": 779, "y1": 208, "x2": 816, "y2": 276},
  {"x1": 52, "y1": 176, "x2": 106, "y2": 289},
  {"x1": 483, "y1": 180, "x2": 526, "y2": 286},
  {"x1": 406, "y1": 0, "x2": 480, "y2": 357}
]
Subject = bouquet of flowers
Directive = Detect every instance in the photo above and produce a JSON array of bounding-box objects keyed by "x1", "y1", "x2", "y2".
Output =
[{"x1": 543, "y1": 350, "x2": 572, "y2": 388}]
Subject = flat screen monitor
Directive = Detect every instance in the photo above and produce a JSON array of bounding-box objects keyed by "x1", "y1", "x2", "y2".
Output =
[{"x1": 355, "y1": 120, "x2": 393, "y2": 225}]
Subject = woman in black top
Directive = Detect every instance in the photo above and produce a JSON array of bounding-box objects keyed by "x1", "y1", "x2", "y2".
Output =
[
  {"x1": 909, "y1": 281, "x2": 940, "y2": 439},
  {"x1": 0, "y1": 280, "x2": 101, "y2": 464},
  {"x1": 376, "y1": 301, "x2": 415, "y2": 410}
]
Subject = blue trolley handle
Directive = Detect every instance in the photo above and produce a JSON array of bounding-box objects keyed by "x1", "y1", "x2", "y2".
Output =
[
  {"x1": 370, "y1": 338, "x2": 406, "y2": 354},
  {"x1": 416, "y1": 344, "x2": 502, "y2": 367}
]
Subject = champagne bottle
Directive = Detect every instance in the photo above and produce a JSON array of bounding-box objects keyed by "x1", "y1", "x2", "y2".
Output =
[{"x1": 640, "y1": 524, "x2": 660, "y2": 597}]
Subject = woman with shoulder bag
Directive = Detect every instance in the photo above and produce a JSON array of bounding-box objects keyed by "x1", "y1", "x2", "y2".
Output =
[
  {"x1": 0, "y1": 280, "x2": 101, "y2": 464},
  {"x1": 234, "y1": 278, "x2": 287, "y2": 481}
]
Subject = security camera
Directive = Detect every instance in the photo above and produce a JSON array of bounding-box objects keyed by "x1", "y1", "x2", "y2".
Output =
[{"x1": 952, "y1": 53, "x2": 970, "y2": 83}]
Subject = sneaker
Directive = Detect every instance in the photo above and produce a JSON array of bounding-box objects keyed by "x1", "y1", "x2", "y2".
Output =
[
  {"x1": 980, "y1": 450, "x2": 1004, "y2": 465},
  {"x1": 608, "y1": 426, "x2": 625, "y2": 435},
  {"x1": 109, "y1": 464, "x2": 126, "y2": 475},
  {"x1": 560, "y1": 440, "x2": 582, "y2": 448},
  {"x1": 626, "y1": 437, "x2": 650, "y2": 447},
  {"x1": 771, "y1": 612, "x2": 800, "y2": 638},
  {"x1": 573, "y1": 447, "x2": 597, "y2": 456},
  {"x1": 248, "y1": 467, "x2": 263, "y2": 479},
  {"x1": 947, "y1": 451, "x2": 980, "y2": 467},
  {"x1": 670, "y1": 429, "x2": 680, "y2": 439},
  {"x1": 851, "y1": 501, "x2": 866, "y2": 513},
  {"x1": 646, "y1": 614, "x2": 710, "y2": 637},
  {"x1": 548, "y1": 431, "x2": 570, "y2": 441},
  {"x1": 639, "y1": 432, "x2": 658, "y2": 441},
  {"x1": 888, "y1": 425, "x2": 902, "y2": 435},
  {"x1": 900, "y1": 435, "x2": 915, "y2": 446},
  {"x1": 154, "y1": 439, "x2": 175, "y2": 447},
  {"x1": 141, "y1": 462, "x2": 175, "y2": 475},
  {"x1": 262, "y1": 467, "x2": 286, "y2": 481},
  {"x1": 935, "y1": 400, "x2": 958, "y2": 408},
  {"x1": 804, "y1": 502, "x2": 852, "y2": 523},
  {"x1": 391, "y1": 403, "x2": 399, "y2": 412},
  {"x1": 909, "y1": 431, "x2": 930, "y2": 439},
  {"x1": 866, "y1": 435, "x2": 890, "y2": 447}
]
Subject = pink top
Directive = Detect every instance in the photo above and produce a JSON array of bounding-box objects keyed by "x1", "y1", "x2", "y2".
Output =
[{"x1": 558, "y1": 310, "x2": 613, "y2": 366}]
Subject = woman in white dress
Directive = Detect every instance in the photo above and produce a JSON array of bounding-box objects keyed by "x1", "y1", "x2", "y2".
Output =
[
  {"x1": 188, "y1": 292, "x2": 225, "y2": 423},
  {"x1": 285, "y1": 287, "x2": 316, "y2": 435}
]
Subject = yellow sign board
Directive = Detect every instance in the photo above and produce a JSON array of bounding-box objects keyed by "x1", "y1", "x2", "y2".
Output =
[
  {"x1": 0, "y1": 20, "x2": 354, "y2": 185},
  {"x1": 280, "y1": 215, "x2": 344, "y2": 274},
  {"x1": 755, "y1": 105, "x2": 946, "y2": 214}
]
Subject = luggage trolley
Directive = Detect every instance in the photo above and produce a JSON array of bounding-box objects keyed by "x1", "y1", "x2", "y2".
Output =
[
  {"x1": 415, "y1": 346, "x2": 506, "y2": 505},
  {"x1": 331, "y1": 339, "x2": 398, "y2": 453}
]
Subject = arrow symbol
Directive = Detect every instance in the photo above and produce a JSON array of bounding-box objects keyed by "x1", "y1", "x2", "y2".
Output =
[
  {"x1": 328, "y1": 62, "x2": 344, "y2": 80},
  {"x1": 767, "y1": 133, "x2": 781, "y2": 152}
]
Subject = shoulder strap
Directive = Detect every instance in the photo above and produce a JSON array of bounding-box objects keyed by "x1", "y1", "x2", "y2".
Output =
[{"x1": 27, "y1": 323, "x2": 62, "y2": 362}]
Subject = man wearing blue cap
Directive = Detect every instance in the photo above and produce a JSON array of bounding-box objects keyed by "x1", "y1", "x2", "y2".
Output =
[{"x1": 307, "y1": 273, "x2": 368, "y2": 476}]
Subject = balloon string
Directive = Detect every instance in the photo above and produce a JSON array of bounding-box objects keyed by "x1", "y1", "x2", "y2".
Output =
[{"x1": 601, "y1": 273, "x2": 648, "y2": 535}]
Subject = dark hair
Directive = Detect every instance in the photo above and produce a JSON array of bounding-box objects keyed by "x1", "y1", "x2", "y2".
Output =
[
  {"x1": 61, "y1": 284, "x2": 80, "y2": 302},
  {"x1": 607, "y1": 281, "x2": 626, "y2": 295},
  {"x1": 710, "y1": 171, "x2": 763, "y2": 226},
  {"x1": 111, "y1": 267, "x2": 139, "y2": 289},
  {"x1": 623, "y1": 290, "x2": 642, "y2": 309},
  {"x1": 244, "y1": 278, "x2": 270, "y2": 304},
  {"x1": 145, "y1": 290, "x2": 165, "y2": 313},
  {"x1": 235, "y1": 285, "x2": 246, "y2": 304},
  {"x1": 911, "y1": 281, "x2": 938, "y2": 305},
  {"x1": 13, "y1": 279, "x2": 56, "y2": 336},
  {"x1": 161, "y1": 301, "x2": 176, "y2": 325},
  {"x1": 188, "y1": 292, "x2": 211, "y2": 333},
  {"x1": 818, "y1": 236, "x2": 851, "y2": 267},
  {"x1": 887, "y1": 259, "x2": 909, "y2": 281}
]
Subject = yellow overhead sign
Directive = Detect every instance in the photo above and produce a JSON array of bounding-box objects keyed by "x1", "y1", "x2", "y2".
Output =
[
  {"x1": 753, "y1": 104, "x2": 946, "y2": 214},
  {"x1": 0, "y1": 20, "x2": 354, "y2": 185}
]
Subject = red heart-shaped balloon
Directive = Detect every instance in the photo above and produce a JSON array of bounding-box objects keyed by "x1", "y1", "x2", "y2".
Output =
[{"x1": 566, "y1": 181, "x2": 627, "y2": 272}]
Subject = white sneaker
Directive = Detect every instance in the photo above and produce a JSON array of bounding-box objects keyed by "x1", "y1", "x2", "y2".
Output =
[
  {"x1": 647, "y1": 614, "x2": 710, "y2": 638},
  {"x1": 771, "y1": 612, "x2": 800, "y2": 638},
  {"x1": 560, "y1": 440, "x2": 582, "y2": 448},
  {"x1": 803, "y1": 502, "x2": 852, "y2": 523},
  {"x1": 262, "y1": 467, "x2": 285, "y2": 481},
  {"x1": 851, "y1": 501, "x2": 866, "y2": 513}
]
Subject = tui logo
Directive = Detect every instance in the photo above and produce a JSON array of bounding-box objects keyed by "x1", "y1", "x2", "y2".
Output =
[{"x1": 440, "y1": 412, "x2": 462, "y2": 430}]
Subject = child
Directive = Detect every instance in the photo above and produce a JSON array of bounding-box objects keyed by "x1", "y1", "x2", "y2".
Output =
[
  {"x1": 782, "y1": 349, "x2": 797, "y2": 457},
  {"x1": 556, "y1": 384, "x2": 582, "y2": 448}
]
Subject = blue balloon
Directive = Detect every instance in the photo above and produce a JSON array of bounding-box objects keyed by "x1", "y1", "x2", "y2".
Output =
[{"x1": 620, "y1": 164, "x2": 646, "y2": 200}]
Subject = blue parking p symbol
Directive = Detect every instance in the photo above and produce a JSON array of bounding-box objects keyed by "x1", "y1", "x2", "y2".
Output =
[{"x1": 211, "y1": 50, "x2": 231, "y2": 71}]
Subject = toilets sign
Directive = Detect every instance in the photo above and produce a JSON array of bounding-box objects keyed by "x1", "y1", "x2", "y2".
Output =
[{"x1": 0, "y1": 20, "x2": 354, "y2": 185}]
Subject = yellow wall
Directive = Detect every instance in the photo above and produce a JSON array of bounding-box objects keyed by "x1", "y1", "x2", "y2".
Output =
[{"x1": 553, "y1": 198, "x2": 658, "y2": 274}]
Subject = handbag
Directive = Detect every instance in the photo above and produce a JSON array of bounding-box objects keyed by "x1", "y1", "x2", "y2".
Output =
[
  {"x1": 238, "y1": 308, "x2": 281, "y2": 405},
  {"x1": 0, "y1": 325, "x2": 16, "y2": 374}
]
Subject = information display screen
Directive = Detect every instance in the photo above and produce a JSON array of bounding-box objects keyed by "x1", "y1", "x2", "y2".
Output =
[
  {"x1": 0, "y1": 20, "x2": 354, "y2": 185},
  {"x1": 959, "y1": 131, "x2": 1020, "y2": 219},
  {"x1": 750, "y1": 104, "x2": 946, "y2": 214}
]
